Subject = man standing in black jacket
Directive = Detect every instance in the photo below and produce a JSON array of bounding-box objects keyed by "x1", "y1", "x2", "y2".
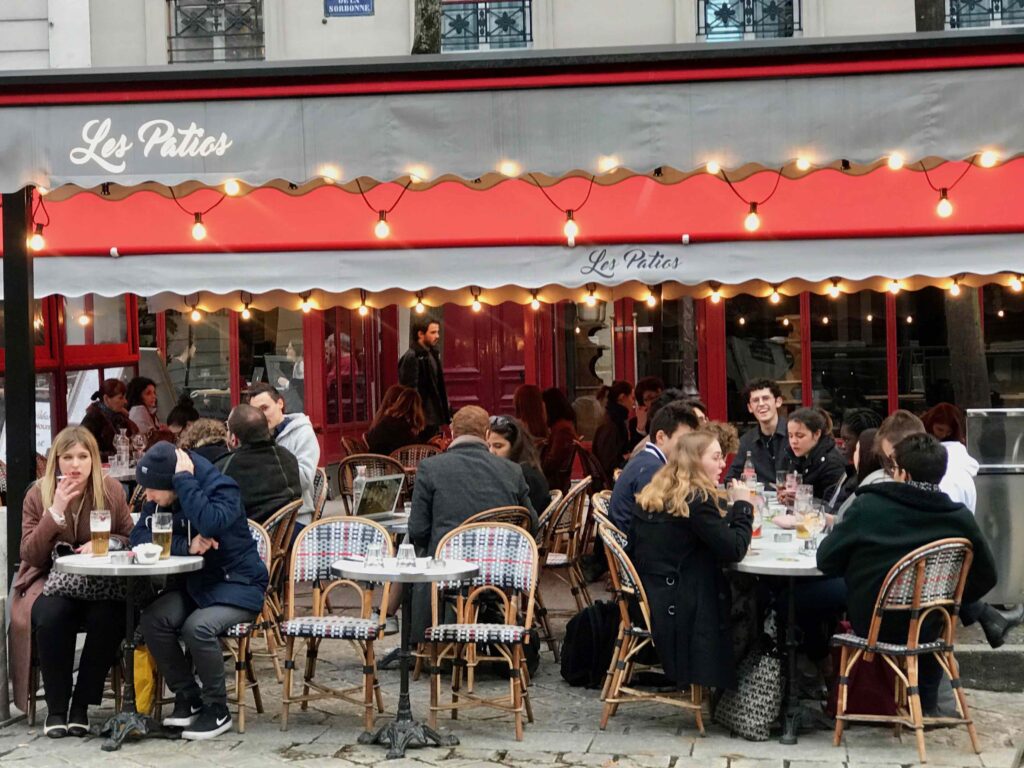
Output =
[
  {"x1": 215, "y1": 404, "x2": 301, "y2": 524},
  {"x1": 398, "y1": 317, "x2": 450, "y2": 440},
  {"x1": 725, "y1": 378, "x2": 788, "y2": 484}
]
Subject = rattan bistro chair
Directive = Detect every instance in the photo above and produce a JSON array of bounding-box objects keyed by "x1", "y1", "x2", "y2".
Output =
[
  {"x1": 341, "y1": 435, "x2": 369, "y2": 458},
  {"x1": 337, "y1": 454, "x2": 408, "y2": 515},
  {"x1": 311, "y1": 467, "x2": 329, "y2": 524},
  {"x1": 280, "y1": 517, "x2": 392, "y2": 731},
  {"x1": 463, "y1": 506, "x2": 533, "y2": 530},
  {"x1": 832, "y1": 538, "x2": 980, "y2": 764},
  {"x1": 541, "y1": 477, "x2": 593, "y2": 612},
  {"x1": 389, "y1": 444, "x2": 441, "y2": 469},
  {"x1": 426, "y1": 523, "x2": 540, "y2": 741},
  {"x1": 531, "y1": 490, "x2": 563, "y2": 658},
  {"x1": 598, "y1": 525, "x2": 705, "y2": 733}
]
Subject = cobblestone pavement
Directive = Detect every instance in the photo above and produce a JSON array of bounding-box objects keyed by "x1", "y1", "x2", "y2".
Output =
[{"x1": 4, "y1": 572, "x2": 1021, "y2": 767}]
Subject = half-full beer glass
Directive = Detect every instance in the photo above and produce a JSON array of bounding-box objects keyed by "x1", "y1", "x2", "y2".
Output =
[
  {"x1": 90, "y1": 509, "x2": 111, "y2": 556},
  {"x1": 149, "y1": 511, "x2": 173, "y2": 559}
]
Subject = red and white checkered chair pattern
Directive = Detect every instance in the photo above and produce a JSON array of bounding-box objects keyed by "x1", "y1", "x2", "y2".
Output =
[
  {"x1": 428, "y1": 522, "x2": 540, "y2": 741},
  {"x1": 280, "y1": 517, "x2": 393, "y2": 732}
]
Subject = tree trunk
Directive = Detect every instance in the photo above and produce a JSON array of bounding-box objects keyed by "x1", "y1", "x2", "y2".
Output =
[
  {"x1": 945, "y1": 287, "x2": 991, "y2": 408},
  {"x1": 412, "y1": 0, "x2": 442, "y2": 54}
]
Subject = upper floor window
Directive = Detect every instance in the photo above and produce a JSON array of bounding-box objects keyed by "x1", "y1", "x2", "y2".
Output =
[
  {"x1": 442, "y1": 1, "x2": 533, "y2": 52},
  {"x1": 168, "y1": 0, "x2": 265, "y2": 63},
  {"x1": 698, "y1": 0, "x2": 801, "y2": 41},
  {"x1": 947, "y1": 0, "x2": 1024, "y2": 28}
]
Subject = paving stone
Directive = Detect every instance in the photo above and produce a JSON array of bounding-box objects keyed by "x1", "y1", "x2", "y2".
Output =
[{"x1": 981, "y1": 748, "x2": 1024, "y2": 768}]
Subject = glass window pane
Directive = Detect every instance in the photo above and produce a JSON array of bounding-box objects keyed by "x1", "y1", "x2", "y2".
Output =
[
  {"x1": 0, "y1": 300, "x2": 49, "y2": 347},
  {"x1": 65, "y1": 295, "x2": 128, "y2": 345},
  {"x1": 983, "y1": 285, "x2": 1024, "y2": 406},
  {"x1": 339, "y1": 311, "x2": 354, "y2": 423},
  {"x1": 635, "y1": 297, "x2": 699, "y2": 394},
  {"x1": 896, "y1": 287, "x2": 951, "y2": 414},
  {"x1": 725, "y1": 293, "x2": 802, "y2": 425},
  {"x1": 324, "y1": 310, "x2": 340, "y2": 426},
  {"x1": 0, "y1": 373, "x2": 57, "y2": 461},
  {"x1": 137, "y1": 297, "x2": 158, "y2": 349},
  {"x1": 239, "y1": 308, "x2": 305, "y2": 414},
  {"x1": 351, "y1": 312, "x2": 369, "y2": 422},
  {"x1": 167, "y1": 309, "x2": 231, "y2": 419},
  {"x1": 810, "y1": 291, "x2": 888, "y2": 424}
]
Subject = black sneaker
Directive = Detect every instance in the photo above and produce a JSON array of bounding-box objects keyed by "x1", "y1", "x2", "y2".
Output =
[
  {"x1": 181, "y1": 704, "x2": 232, "y2": 740},
  {"x1": 43, "y1": 713, "x2": 68, "y2": 739},
  {"x1": 162, "y1": 694, "x2": 202, "y2": 727}
]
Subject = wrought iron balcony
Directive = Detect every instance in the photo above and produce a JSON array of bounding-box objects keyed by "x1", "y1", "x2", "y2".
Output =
[
  {"x1": 947, "y1": 0, "x2": 1024, "y2": 28},
  {"x1": 168, "y1": 0, "x2": 265, "y2": 63},
  {"x1": 442, "y1": 1, "x2": 533, "y2": 52},
  {"x1": 697, "y1": 0, "x2": 801, "y2": 41}
]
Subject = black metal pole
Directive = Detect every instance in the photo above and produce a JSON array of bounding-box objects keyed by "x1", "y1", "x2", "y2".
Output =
[{"x1": 3, "y1": 188, "x2": 35, "y2": 589}]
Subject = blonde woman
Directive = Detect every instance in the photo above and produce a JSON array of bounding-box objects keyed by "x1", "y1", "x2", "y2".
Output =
[
  {"x1": 629, "y1": 431, "x2": 754, "y2": 692},
  {"x1": 9, "y1": 427, "x2": 133, "y2": 737}
]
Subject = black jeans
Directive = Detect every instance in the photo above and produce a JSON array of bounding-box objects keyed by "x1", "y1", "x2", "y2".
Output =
[
  {"x1": 140, "y1": 590, "x2": 255, "y2": 708},
  {"x1": 31, "y1": 595, "x2": 125, "y2": 715}
]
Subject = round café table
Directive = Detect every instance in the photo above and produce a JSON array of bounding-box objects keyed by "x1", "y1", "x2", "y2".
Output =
[
  {"x1": 333, "y1": 556, "x2": 478, "y2": 759},
  {"x1": 731, "y1": 531, "x2": 822, "y2": 745},
  {"x1": 54, "y1": 553, "x2": 204, "y2": 751}
]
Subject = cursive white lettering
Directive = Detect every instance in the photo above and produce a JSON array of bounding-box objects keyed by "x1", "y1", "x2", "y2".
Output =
[{"x1": 68, "y1": 118, "x2": 133, "y2": 174}]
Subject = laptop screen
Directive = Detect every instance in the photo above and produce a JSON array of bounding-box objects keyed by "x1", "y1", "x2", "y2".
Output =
[{"x1": 353, "y1": 474, "x2": 406, "y2": 517}]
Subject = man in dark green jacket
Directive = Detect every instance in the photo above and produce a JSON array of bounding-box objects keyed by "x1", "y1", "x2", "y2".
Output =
[{"x1": 817, "y1": 433, "x2": 997, "y2": 714}]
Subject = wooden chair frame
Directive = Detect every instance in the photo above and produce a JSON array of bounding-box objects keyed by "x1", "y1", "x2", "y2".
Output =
[
  {"x1": 832, "y1": 537, "x2": 979, "y2": 764},
  {"x1": 337, "y1": 453, "x2": 409, "y2": 514},
  {"x1": 426, "y1": 523, "x2": 540, "y2": 741},
  {"x1": 280, "y1": 517, "x2": 393, "y2": 731},
  {"x1": 389, "y1": 444, "x2": 441, "y2": 469},
  {"x1": 540, "y1": 477, "x2": 593, "y2": 612},
  {"x1": 310, "y1": 467, "x2": 329, "y2": 524},
  {"x1": 463, "y1": 505, "x2": 533, "y2": 530},
  {"x1": 598, "y1": 525, "x2": 705, "y2": 733}
]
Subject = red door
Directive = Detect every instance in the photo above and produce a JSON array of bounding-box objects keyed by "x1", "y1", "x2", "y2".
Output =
[{"x1": 442, "y1": 302, "x2": 525, "y2": 416}]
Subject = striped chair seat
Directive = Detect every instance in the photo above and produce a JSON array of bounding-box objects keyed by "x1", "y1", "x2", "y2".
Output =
[
  {"x1": 831, "y1": 633, "x2": 948, "y2": 656},
  {"x1": 425, "y1": 623, "x2": 528, "y2": 644},
  {"x1": 223, "y1": 622, "x2": 254, "y2": 638},
  {"x1": 545, "y1": 552, "x2": 568, "y2": 566},
  {"x1": 281, "y1": 616, "x2": 378, "y2": 641}
]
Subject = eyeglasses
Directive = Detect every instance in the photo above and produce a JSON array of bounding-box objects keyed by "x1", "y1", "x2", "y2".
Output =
[{"x1": 489, "y1": 415, "x2": 518, "y2": 440}]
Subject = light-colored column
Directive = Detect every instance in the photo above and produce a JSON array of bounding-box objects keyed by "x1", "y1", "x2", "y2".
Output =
[
  {"x1": 143, "y1": 0, "x2": 167, "y2": 65},
  {"x1": 675, "y1": 0, "x2": 697, "y2": 43},
  {"x1": 48, "y1": 0, "x2": 91, "y2": 67}
]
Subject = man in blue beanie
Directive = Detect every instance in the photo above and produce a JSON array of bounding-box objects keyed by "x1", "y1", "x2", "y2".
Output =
[{"x1": 131, "y1": 441, "x2": 268, "y2": 740}]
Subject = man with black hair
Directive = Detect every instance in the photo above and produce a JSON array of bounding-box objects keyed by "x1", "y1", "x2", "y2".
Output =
[
  {"x1": 628, "y1": 376, "x2": 665, "y2": 446},
  {"x1": 817, "y1": 432, "x2": 998, "y2": 715},
  {"x1": 398, "y1": 317, "x2": 450, "y2": 439},
  {"x1": 725, "y1": 378, "x2": 788, "y2": 484},
  {"x1": 216, "y1": 404, "x2": 301, "y2": 524},
  {"x1": 609, "y1": 402, "x2": 699, "y2": 534},
  {"x1": 627, "y1": 388, "x2": 687, "y2": 460}
]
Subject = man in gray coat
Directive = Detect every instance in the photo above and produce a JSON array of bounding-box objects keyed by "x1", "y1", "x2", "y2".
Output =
[{"x1": 408, "y1": 405, "x2": 536, "y2": 637}]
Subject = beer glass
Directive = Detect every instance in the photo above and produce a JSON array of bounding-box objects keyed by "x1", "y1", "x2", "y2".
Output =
[
  {"x1": 90, "y1": 509, "x2": 111, "y2": 557},
  {"x1": 148, "y1": 511, "x2": 173, "y2": 559}
]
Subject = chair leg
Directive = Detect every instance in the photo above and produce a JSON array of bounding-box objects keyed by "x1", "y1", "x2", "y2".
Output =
[
  {"x1": 362, "y1": 642, "x2": 377, "y2": 732},
  {"x1": 428, "y1": 643, "x2": 440, "y2": 730},
  {"x1": 945, "y1": 651, "x2": 981, "y2": 754},
  {"x1": 905, "y1": 655, "x2": 927, "y2": 764},
  {"x1": 521, "y1": 654, "x2": 534, "y2": 723},
  {"x1": 511, "y1": 645, "x2": 524, "y2": 741},
  {"x1": 451, "y1": 643, "x2": 465, "y2": 720},
  {"x1": 834, "y1": 645, "x2": 849, "y2": 747},
  {"x1": 600, "y1": 635, "x2": 630, "y2": 730},
  {"x1": 601, "y1": 625, "x2": 625, "y2": 701},
  {"x1": 466, "y1": 642, "x2": 477, "y2": 694},
  {"x1": 692, "y1": 684, "x2": 705, "y2": 736},
  {"x1": 413, "y1": 644, "x2": 425, "y2": 681},
  {"x1": 234, "y1": 640, "x2": 246, "y2": 734},
  {"x1": 280, "y1": 637, "x2": 295, "y2": 731},
  {"x1": 301, "y1": 639, "x2": 319, "y2": 712},
  {"x1": 247, "y1": 644, "x2": 264, "y2": 714},
  {"x1": 533, "y1": 588, "x2": 559, "y2": 661}
]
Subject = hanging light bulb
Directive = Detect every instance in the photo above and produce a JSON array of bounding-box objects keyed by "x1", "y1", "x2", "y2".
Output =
[
  {"x1": 998, "y1": 309, "x2": 1006, "y2": 318},
  {"x1": 300, "y1": 293, "x2": 314, "y2": 314},
  {"x1": 414, "y1": 292, "x2": 426, "y2": 314},
  {"x1": 584, "y1": 288, "x2": 598, "y2": 307},
  {"x1": 705, "y1": 160, "x2": 721, "y2": 175},
  {"x1": 936, "y1": 188, "x2": 953, "y2": 218},
  {"x1": 374, "y1": 211, "x2": 390, "y2": 239},
  {"x1": 530, "y1": 291, "x2": 541, "y2": 311},
  {"x1": 866, "y1": 313, "x2": 874, "y2": 322},
  {"x1": 889, "y1": 280, "x2": 901, "y2": 295},
  {"x1": 597, "y1": 155, "x2": 619, "y2": 173},
  {"x1": 906, "y1": 315, "x2": 914, "y2": 324},
  {"x1": 769, "y1": 287, "x2": 781, "y2": 304},
  {"x1": 827, "y1": 281, "x2": 841, "y2": 299},
  {"x1": 37, "y1": 186, "x2": 49, "y2": 197},
  {"x1": 563, "y1": 210, "x2": 579, "y2": 248},
  {"x1": 28, "y1": 223, "x2": 45, "y2": 251},
  {"x1": 574, "y1": 325, "x2": 581, "y2": 335},
  {"x1": 738, "y1": 316, "x2": 746, "y2": 326},
  {"x1": 358, "y1": 304, "x2": 369, "y2": 317},
  {"x1": 190, "y1": 306, "x2": 202, "y2": 323},
  {"x1": 709, "y1": 285, "x2": 722, "y2": 304},
  {"x1": 223, "y1": 179, "x2": 241, "y2": 196},
  {"x1": 645, "y1": 292, "x2": 657, "y2": 308},
  {"x1": 822, "y1": 316, "x2": 830, "y2": 325},
  {"x1": 795, "y1": 156, "x2": 811, "y2": 172},
  {"x1": 77, "y1": 313, "x2": 91, "y2": 327},
  {"x1": 782, "y1": 317, "x2": 790, "y2": 327},
  {"x1": 979, "y1": 150, "x2": 999, "y2": 168},
  {"x1": 191, "y1": 213, "x2": 207, "y2": 241},
  {"x1": 472, "y1": 298, "x2": 482, "y2": 312},
  {"x1": 498, "y1": 160, "x2": 520, "y2": 177},
  {"x1": 949, "y1": 279, "x2": 962, "y2": 297},
  {"x1": 744, "y1": 202, "x2": 761, "y2": 232},
  {"x1": 887, "y1": 152, "x2": 905, "y2": 171},
  {"x1": 1010, "y1": 275, "x2": 1023, "y2": 293},
  {"x1": 241, "y1": 305, "x2": 251, "y2": 321}
]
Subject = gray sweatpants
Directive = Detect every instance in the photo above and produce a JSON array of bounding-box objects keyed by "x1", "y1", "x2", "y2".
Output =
[{"x1": 140, "y1": 590, "x2": 255, "y2": 708}]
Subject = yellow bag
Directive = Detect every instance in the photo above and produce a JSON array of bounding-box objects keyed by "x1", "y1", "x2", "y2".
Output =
[{"x1": 133, "y1": 646, "x2": 159, "y2": 715}]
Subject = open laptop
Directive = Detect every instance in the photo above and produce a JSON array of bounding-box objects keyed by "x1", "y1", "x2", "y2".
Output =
[{"x1": 353, "y1": 474, "x2": 406, "y2": 521}]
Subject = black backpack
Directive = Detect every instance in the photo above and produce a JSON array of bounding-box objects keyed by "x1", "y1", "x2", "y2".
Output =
[{"x1": 560, "y1": 600, "x2": 621, "y2": 688}]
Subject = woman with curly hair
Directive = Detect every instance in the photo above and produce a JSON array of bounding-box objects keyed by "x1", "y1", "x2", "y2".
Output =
[{"x1": 176, "y1": 418, "x2": 230, "y2": 465}]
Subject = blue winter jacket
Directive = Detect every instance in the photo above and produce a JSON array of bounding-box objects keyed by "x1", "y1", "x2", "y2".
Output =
[
  {"x1": 608, "y1": 448, "x2": 666, "y2": 535},
  {"x1": 130, "y1": 452, "x2": 268, "y2": 613}
]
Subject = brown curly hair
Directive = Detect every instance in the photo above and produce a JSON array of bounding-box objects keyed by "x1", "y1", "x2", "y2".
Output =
[{"x1": 176, "y1": 418, "x2": 228, "y2": 451}]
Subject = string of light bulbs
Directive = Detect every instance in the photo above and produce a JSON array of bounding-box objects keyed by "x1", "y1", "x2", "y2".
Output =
[
  {"x1": 27, "y1": 192, "x2": 51, "y2": 252},
  {"x1": 169, "y1": 185, "x2": 230, "y2": 241},
  {"x1": 717, "y1": 167, "x2": 785, "y2": 233},
  {"x1": 354, "y1": 178, "x2": 413, "y2": 239},
  {"x1": 528, "y1": 173, "x2": 596, "y2": 247},
  {"x1": 919, "y1": 154, "x2": 978, "y2": 219}
]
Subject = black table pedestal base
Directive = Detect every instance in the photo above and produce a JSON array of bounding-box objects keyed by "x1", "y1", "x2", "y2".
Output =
[
  {"x1": 98, "y1": 711, "x2": 180, "y2": 752},
  {"x1": 359, "y1": 718, "x2": 458, "y2": 760}
]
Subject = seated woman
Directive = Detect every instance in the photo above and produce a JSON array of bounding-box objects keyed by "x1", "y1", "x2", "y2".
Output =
[
  {"x1": 629, "y1": 431, "x2": 754, "y2": 692},
  {"x1": 10, "y1": 426, "x2": 133, "y2": 737},
  {"x1": 780, "y1": 407, "x2": 847, "y2": 504},
  {"x1": 592, "y1": 380, "x2": 637, "y2": 484},
  {"x1": 166, "y1": 395, "x2": 200, "y2": 437},
  {"x1": 513, "y1": 384, "x2": 549, "y2": 444},
  {"x1": 177, "y1": 417, "x2": 230, "y2": 465},
  {"x1": 486, "y1": 414, "x2": 551, "y2": 523},
  {"x1": 834, "y1": 427, "x2": 885, "y2": 522},
  {"x1": 81, "y1": 378, "x2": 138, "y2": 460},
  {"x1": 126, "y1": 376, "x2": 163, "y2": 435},
  {"x1": 540, "y1": 387, "x2": 578, "y2": 493},
  {"x1": 366, "y1": 386, "x2": 426, "y2": 456}
]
